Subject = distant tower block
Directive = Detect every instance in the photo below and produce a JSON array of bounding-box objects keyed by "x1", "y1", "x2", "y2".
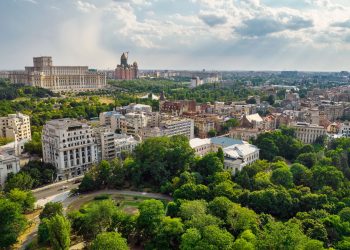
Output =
[{"x1": 115, "y1": 52, "x2": 138, "y2": 80}]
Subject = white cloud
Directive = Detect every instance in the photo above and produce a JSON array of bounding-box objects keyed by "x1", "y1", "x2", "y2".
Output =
[{"x1": 75, "y1": 0, "x2": 96, "y2": 13}]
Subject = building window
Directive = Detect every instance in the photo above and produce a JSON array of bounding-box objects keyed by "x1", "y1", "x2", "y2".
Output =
[{"x1": 6, "y1": 164, "x2": 13, "y2": 170}]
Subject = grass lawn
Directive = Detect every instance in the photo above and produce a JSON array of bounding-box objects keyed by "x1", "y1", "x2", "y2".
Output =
[{"x1": 67, "y1": 193, "x2": 167, "y2": 215}]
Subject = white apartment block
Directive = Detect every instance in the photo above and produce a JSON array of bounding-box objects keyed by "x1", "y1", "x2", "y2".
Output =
[
  {"x1": 190, "y1": 136, "x2": 259, "y2": 175},
  {"x1": 0, "y1": 150, "x2": 20, "y2": 188},
  {"x1": 9, "y1": 57, "x2": 106, "y2": 92},
  {"x1": 0, "y1": 113, "x2": 31, "y2": 142},
  {"x1": 42, "y1": 119, "x2": 97, "y2": 180},
  {"x1": 339, "y1": 122, "x2": 350, "y2": 137},
  {"x1": 160, "y1": 116, "x2": 194, "y2": 139},
  {"x1": 291, "y1": 122, "x2": 327, "y2": 144}
]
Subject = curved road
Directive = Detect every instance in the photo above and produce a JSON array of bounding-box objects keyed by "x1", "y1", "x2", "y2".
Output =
[{"x1": 20, "y1": 186, "x2": 171, "y2": 250}]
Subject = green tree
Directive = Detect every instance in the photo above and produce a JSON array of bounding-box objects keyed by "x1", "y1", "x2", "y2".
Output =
[
  {"x1": 47, "y1": 215, "x2": 71, "y2": 250},
  {"x1": 296, "y1": 153, "x2": 317, "y2": 168},
  {"x1": 194, "y1": 153, "x2": 224, "y2": 178},
  {"x1": 40, "y1": 202, "x2": 63, "y2": 220},
  {"x1": 198, "y1": 225, "x2": 234, "y2": 250},
  {"x1": 38, "y1": 218, "x2": 50, "y2": 244},
  {"x1": 208, "y1": 129, "x2": 217, "y2": 137},
  {"x1": 270, "y1": 167, "x2": 293, "y2": 188},
  {"x1": 217, "y1": 147, "x2": 225, "y2": 164},
  {"x1": 90, "y1": 232, "x2": 128, "y2": 250},
  {"x1": 78, "y1": 172, "x2": 96, "y2": 192},
  {"x1": 290, "y1": 163, "x2": 312, "y2": 186},
  {"x1": 0, "y1": 199, "x2": 27, "y2": 248},
  {"x1": 180, "y1": 200, "x2": 207, "y2": 220},
  {"x1": 6, "y1": 188, "x2": 35, "y2": 213},
  {"x1": 4, "y1": 172, "x2": 34, "y2": 192},
  {"x1": 137, "y1": 199, "x2": 165, "y2": 241},
  {"x1": 152, "y1": 216, "x2": 184, "y2": 249},
  {"x1": 180, "y1": 228, "x2": 201, "y2": 250},
  {"x1": 258, "y1": 221, "x2": 310, "y2": 250}
]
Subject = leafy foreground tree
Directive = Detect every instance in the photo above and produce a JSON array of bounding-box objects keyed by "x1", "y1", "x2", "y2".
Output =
[
  {"x1": 5, "y1": 188, "x2": 35, "y2": 213},
  {"x1": 47, "y1": 215, "x2": 71, "y2": 250},
  {"x1": 38, "y1": 202, "x2": 64, "y2": 244},
  {"x1": 0, "y1": 199, "x2": 27, "y2": 248},
  {"x1": 90, "y1": 232, "x2": 128, "y2": 250},
  {"x1": 258, "y1": 221, "x2": 324, "y2": 250},
  {"x1": 4, "y1": 172, "x2": 34, "y2": 192}
]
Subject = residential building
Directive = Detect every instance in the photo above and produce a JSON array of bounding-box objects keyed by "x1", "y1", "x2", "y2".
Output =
[
  {"x1": 42, "y1": 119, "x2": 97, "y2": 180},
  {"x1": 291, "y1": 122, "x2": 327, "y2": 144},
  {"x1": 190, "y1": 136, "x2": 259, "y2": 175},
  {"x1": 0, "y1": 113, "x2": 31, "y2": 142},
  {"x1": 0, "y1": 150, "x2": 20, "y2": 188},
  {"x1": 9, "y1": 56, "x2": 106, "y2": 92},
  {"x1": 160, "y1": 100, "x2": 197, "y2": 116},
  {"x1": 229, "y1": 127, "x2": 263, "y2": 141},
  {"x1": 97, "y1": 131, "x2": 139, "y2": 160},
  {"x1": 190, "y1": 77, "x2": 203, "y2": 88},
  {"x1": 339, "y1": 122, "x2": 350, "y2": 137},
  {"x1": 160, "y1": 116, "x2": 194, "y2": 139},
  {"x1": 240, "y1": 113, "x2": 263, "y2": 129},
  {"x1": 115, "y1": 52, "x2": 138, "y2": 80}
]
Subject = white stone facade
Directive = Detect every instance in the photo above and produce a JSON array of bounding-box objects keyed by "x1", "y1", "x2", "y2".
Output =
[
  {"x1": 291, "y1": 122, "x2": 327, "y2": 144},
  {"x1": 9, "y1": 57, "x2": 106, "y2": 92},
  {"x1": 0, "y1": 151, "x2": 20, "y2": 188},
  {"x1": 42, "y1": 119, "x2": 97, "y2": 180},
  {"x1": 190, "y1": 136, "x2": 259, "y2": 175},
  {"x1": 339, "y1": 122, "x2": 350, "y2": 137}
]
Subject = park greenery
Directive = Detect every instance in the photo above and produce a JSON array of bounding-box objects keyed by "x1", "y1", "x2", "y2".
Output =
[
  {"x1": 54, "y1": 133, "x2": 350, "y2": 249},
  {"x1": 2, "y1": 131, "x2": 350, "y2": 249}
]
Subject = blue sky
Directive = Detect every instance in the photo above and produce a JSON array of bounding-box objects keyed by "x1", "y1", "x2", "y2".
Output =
[{"x1": 1, "y1": 0, "x2": 350, "y2": 71}]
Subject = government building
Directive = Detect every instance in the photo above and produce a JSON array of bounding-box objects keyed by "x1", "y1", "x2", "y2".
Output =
[
  {"x1": 9, "y1": 56, "x2": 106, "y2": 92},
  {"x1": 115, "y1": 52, "x2": 138, "y2": 80}
]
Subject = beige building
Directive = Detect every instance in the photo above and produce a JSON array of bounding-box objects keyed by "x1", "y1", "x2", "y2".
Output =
[
  {"x1": 9, "y1": 56, "x2": 106, "y2": 92},
  {"x1": 0, "y1": 113, "x2": 31, "y2": 142},
  {"x1": 42, "y1": 119, "x2": 98, "y2": 180},
  {"x1": 291, "y1": 122, "x2": 327, "y2": 144}
]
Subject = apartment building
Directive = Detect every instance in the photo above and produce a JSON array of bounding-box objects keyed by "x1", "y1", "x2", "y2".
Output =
[
  {"x1": 160, "y1": 116, "x2": 194, "y2": 139},
  {"x1": 97, "y1": 131, "x2": 139, "y2": 160},
  {"x1": 339, "y1": 122, "x2": 350, "y2": 137},
  {"x1": 0, "y1": 150, "x2": 20, "y2": 187},
  {"x1": 9, "y1": 56, "x2": 106, "y2": 92},
  {"x1": 190, "y1": 136, "x2": 259, "y2": 175},
  {"x1": 42, "y1": 119, "x2": 97, "y2": 180},
  {"x1": 0, "y1": 113, "x2": 31, "y2": 142},
  {"x1": 291, "y1": 122, "x2": 327, "y2": 144}
]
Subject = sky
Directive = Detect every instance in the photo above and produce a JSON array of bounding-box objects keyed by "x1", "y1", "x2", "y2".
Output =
[{"x1": 1, "y1": 0, "x2": 350, "y2": 71}]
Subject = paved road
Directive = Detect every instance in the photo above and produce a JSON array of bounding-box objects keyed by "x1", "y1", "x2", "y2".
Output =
[{"x1": 33, "y1": 178, "x2": 82, "y2": 200}]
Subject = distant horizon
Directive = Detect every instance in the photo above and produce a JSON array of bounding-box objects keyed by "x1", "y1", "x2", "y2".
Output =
[{"x1": 2, "y1": 0, "x2": 350, "y2": 71}]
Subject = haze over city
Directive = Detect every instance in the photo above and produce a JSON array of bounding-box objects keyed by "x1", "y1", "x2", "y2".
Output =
[{"x1": 2, "y1": 0, "x2": 350, "y2": 71}]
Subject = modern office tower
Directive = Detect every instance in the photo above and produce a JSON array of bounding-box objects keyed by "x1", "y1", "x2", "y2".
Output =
[
  {"x1": 42, "y1": 119, "x2": 97, "y2": 180},
  {"x1": 9, "y1": 56, "x2": 106, "y2": 92}
]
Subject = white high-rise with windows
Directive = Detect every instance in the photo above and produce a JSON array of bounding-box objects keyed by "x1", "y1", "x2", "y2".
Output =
[
  {"x1": 42, "y1": 119, "x2": 97, "y2": 180},
  {"x1": 0, "y1": 113, "x2": 31, "y2": 142}
]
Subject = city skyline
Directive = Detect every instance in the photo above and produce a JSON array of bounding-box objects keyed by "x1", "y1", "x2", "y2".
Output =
[{"x1": 2, "y1": 0, "x2": 350, "y2": 71}]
